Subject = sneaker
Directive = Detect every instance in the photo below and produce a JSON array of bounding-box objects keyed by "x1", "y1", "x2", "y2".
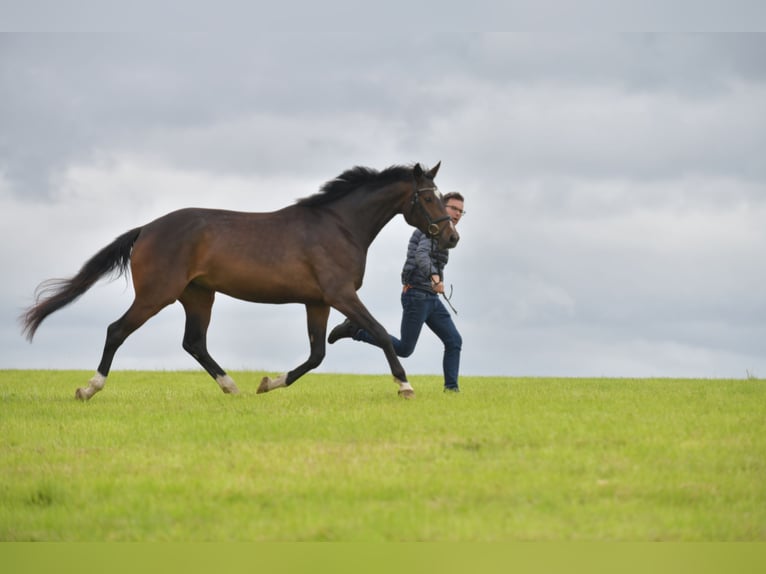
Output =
[
  {"x1": 444, "y1": 387, "x2": 460, "y2": 393},
  {"x1": 328, "y1": 318, "x2": 359, "y2": 344}
]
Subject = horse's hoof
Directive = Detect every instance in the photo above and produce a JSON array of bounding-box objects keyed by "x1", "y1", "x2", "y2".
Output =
[
  {"x1": 397, "y1": 389, "x2": 415, "y2": 399},
  {"x1": 258, "y1": 374, "x2": 287, "y2": 394},
  {"x1": 257, "y1": 377, "x2": 271, "y2": 394},
  {"x1": 75, "y1": 388, "x2": 88, "y2": 401}
]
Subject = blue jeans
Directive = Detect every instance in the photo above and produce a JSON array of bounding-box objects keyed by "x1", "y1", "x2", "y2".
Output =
[{"x1": 354, "y1": 288, "x2": 462, "y2": 389}]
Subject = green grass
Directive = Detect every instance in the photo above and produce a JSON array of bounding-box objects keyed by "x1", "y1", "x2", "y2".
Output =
[{"x1": 1, "y1": 370, "x2": 764, "y2": 541}]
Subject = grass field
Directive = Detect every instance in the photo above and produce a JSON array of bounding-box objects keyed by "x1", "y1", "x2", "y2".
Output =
[{"x1": 1, "y1": 370, "x2": 764, "y2": 541}]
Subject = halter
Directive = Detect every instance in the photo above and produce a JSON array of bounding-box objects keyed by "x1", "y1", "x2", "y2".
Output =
[{"x1": 412, "y1": 186, "x2": 452, "y2": 237}]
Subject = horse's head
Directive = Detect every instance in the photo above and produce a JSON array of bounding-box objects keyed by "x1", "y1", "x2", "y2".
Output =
[{"x1": 405, "y1": 162, "x2": 460, "y2": 249}]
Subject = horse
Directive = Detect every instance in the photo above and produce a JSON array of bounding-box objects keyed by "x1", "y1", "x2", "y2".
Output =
[{"x1": 21, "y1": 162, "x2": 459, "y2": 400}]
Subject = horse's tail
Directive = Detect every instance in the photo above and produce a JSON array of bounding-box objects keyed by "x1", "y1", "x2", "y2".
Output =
[{"x1": 21, "y1": 227, "x2": 143, "y2": 341}]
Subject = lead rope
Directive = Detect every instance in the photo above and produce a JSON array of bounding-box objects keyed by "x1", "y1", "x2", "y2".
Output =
[
  {"x1": 442, "y1": 284, "x2": 458, "y2": 315},
  {"x1": 431, "y1": 237, "x2": 458, "y2": 315}
]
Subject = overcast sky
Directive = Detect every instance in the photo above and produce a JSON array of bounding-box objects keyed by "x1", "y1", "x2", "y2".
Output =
[{"x1": 2, "y1": 33, "x2": 765, "y2": 382}]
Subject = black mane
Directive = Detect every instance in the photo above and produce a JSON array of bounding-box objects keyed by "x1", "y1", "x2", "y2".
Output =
[{"x1": 297, "y1": 164, "x2": 414, "y2": 208}]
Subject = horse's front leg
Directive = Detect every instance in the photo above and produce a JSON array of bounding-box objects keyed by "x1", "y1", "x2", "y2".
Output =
[
  {"x1": 331, "y1": 296, "x2": 414, "y2": 399},
  {"x1": 257, "y1": 304, "x2": 330, "y2": 394},
  {"x1": 373, "y1": 332, "x2": 415, "y2": 399}
]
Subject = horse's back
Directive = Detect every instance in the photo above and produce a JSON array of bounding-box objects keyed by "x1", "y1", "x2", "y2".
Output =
[{"x1": 137, "y1": 207, "x2": 283, "y2": 248}]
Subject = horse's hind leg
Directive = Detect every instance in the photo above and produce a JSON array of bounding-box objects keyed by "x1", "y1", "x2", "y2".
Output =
[
  {"x1": 179, "y1": 283, "x2": 238, "y2": 394},
  {"x1": 77, "y1": 299, "x2": 166, "y2": 401},
  {"x1": 258, "y1": 303, "x2": 330, "y2": 393}
]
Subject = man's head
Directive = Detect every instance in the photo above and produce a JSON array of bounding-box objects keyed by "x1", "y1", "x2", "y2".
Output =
[{"x1": 443, "y1": 192, "x2": 465, "y2": 226}]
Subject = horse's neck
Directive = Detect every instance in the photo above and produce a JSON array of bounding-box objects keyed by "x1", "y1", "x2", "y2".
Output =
[{"x1": 330, "y1": 184, "x2": 407, "y2": 248}]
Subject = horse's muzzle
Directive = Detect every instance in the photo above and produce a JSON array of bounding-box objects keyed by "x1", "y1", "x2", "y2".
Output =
[{"x1": 438, "y1": 226, "x2": 460, "y2": 250}]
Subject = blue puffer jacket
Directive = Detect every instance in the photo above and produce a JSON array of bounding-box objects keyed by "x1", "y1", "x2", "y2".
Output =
[{"x1": 400, "y1": 229, "x2": 449, "y2": 292}]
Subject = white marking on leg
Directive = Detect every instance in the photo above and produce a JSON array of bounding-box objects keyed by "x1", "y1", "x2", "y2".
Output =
[
  {"x1": 216, "y1": 374, "x2": 240, "y2": 394},
  {"x1": 397, "y1": 380, "x2": 414, "y2": 392},
  {"x1": 268, "y1": 373, "x2": 287, "y2": 390},
  {"x1": 76, "y1": 372, "x2": 106, "y2": 401},
  {"x1": 257, "y1": 373, "x2": 288, "y2": 394},
  {"x1": 394, "y1": 377, "x2": 415, "y2": 398},
  {"x1": 90, "y1": 372, "x2": 106, "y2": 390}
]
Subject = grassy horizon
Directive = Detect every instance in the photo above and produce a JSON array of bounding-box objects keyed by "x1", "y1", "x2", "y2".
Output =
[{"x1": 1, "y1": 370, "x2": 764, "y2": 541}]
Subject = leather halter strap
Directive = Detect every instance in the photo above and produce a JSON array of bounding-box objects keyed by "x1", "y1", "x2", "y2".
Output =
[{"x1": 411, "y1": 186, "x2": 451, "y2": 237}]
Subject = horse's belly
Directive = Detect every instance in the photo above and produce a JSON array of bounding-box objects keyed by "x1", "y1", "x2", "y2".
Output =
[{"x1": 196, "y1": 267, "x2": 323, "y2": 304}]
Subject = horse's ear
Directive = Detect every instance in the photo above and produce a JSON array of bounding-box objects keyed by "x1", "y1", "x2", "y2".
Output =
[
  {"x1": 413, "y1": 163, "x2": 424, "y2": 178},
  {"x1": 426, "y1": 161, "x2": 441, "y2": 179}
]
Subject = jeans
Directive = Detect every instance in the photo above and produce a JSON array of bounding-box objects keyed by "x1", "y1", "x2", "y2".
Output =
[{"x1": 354, "y1": 288, "x2": 462, "y2": 389}]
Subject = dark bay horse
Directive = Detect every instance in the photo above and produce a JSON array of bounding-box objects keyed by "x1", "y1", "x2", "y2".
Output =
[{"x1": 21, "y1": 162, "x2": 458, "y2": 400}]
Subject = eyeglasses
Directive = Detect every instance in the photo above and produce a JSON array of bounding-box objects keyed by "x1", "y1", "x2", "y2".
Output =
[{"x1": 446, "y1": 205, "x2": 466, "y2": 216}]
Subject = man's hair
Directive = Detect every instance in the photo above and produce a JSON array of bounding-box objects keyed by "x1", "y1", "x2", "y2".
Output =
[{"x1": 443, "y1": 191, "x2": 464, "y2": 203}]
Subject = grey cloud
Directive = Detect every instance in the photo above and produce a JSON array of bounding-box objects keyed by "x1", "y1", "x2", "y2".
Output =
[{"x1": 4, "y1": 34, "x2": 766, "y2": 195}]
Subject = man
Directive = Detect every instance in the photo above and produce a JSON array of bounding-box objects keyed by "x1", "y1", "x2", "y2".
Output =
[{"x1": 328, "y1": 192, "x2": 465, "y2": 392}]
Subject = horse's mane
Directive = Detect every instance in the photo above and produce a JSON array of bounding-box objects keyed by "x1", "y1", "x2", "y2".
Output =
[{"x1": 297, "y1": 164, "x2": 414, "y2": 208}]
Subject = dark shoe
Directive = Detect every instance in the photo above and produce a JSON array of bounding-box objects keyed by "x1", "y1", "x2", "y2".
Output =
[
  {"x1": 444, "y1": 387, "x2": 460, "y2": 393},
  {"x1": 328, "y1": 319, "x2": 359, "y2": 344}
]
